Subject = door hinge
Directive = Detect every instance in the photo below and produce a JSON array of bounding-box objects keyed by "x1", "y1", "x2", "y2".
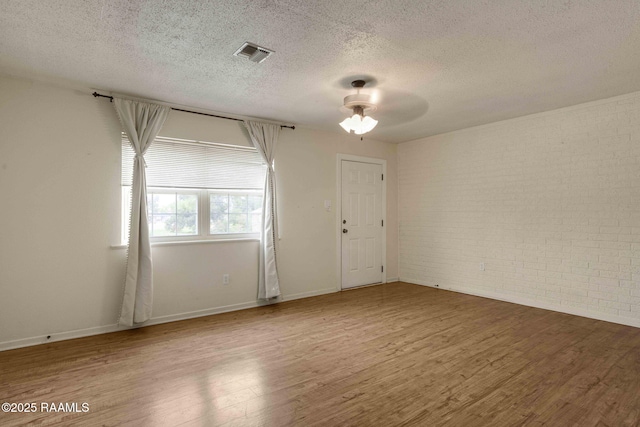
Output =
[
  {"x1": 381, "y1": 219, "x2": 384, "y2": 227},
  {"x1": 381, "y1": 174, "x2": 384, "y2": 181},
  {"x1": 381, "y1": 266, "x2": 384, "y2": 273}
]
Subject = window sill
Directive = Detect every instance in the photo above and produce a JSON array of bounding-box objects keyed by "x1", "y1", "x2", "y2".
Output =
[{"x1": 110, "y1": 238, "x2": 260, "y2": 250}]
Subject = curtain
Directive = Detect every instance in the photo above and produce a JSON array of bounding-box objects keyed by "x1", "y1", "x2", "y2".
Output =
[
  {"x1": 244, "y1": 121, "x2": 281, "y2": 299},
  {"x1": 114, "y1": 98, "x2": 170, "y2": 326}
]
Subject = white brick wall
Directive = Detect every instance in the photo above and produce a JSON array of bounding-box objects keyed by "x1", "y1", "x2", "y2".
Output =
[{"x1": 398, "y1": 92, "x2": 640, "y2": 327}]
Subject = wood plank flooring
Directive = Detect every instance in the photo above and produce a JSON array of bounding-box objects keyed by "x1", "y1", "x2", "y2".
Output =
[{"x1": 1, "y1": 282, "x2": 640, "y2": 426}]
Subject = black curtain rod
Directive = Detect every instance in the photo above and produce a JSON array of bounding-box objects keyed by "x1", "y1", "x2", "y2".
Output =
[{"x1": 92, "y1": 92, "x2": 295, "y2": 130}]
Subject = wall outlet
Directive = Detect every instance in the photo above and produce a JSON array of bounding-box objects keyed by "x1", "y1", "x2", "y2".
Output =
[
  {"x1": 222, "y1": 274, "x2": 229, "y2": 285},
  {"x1": 480, "y1": 262, "x2": 485, "y2": 271}
]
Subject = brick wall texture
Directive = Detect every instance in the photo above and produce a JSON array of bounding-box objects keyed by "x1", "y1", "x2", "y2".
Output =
[{"x1": 398, "y1": 92, "x2": 640, "y2": 326}]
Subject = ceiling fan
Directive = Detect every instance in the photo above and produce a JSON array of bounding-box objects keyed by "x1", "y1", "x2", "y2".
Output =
[{"x1": 339, "y1": 80, "x2": 378, "y2": 135}]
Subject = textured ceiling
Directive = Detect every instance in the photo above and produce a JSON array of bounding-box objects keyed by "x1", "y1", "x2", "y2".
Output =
[{"x1": 1, "y1": 0, "x2": 640, "y2": 143}]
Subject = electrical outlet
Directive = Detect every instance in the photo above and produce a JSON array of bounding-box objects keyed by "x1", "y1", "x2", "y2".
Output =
[
  {"x1": 222, "y1": 274, "x2": 229, "y2": 285},
  {"x1": 480, "y1": 262, "x2": 485, "y2": 271}
]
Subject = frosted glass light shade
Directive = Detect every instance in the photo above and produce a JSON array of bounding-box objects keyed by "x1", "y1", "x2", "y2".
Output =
[
  {"x1": 339, "y1": 115, "x2": 357, "y2": 132},
  {"x1": 360, "y1": 116, "x2": 378, "y2": 134},
  {"x1": 338, "y1": 113, "x2": 378, "y2": 135}
]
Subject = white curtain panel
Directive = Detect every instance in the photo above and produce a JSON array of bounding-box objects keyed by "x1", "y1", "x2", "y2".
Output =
[
  {"x1": 244, "y1": 121, "x2": 282, "y2": 299},
  {"x1": 114, "y1": 98, "x2": 170, "y2": 326}
]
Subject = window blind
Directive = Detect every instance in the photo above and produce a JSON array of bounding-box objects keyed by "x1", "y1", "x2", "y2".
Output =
[{"x1": 122, "y1": 135, "x2": 266, "y2": 189}]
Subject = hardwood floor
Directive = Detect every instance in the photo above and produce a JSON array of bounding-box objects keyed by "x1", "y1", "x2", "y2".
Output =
[{"x1": 1, "y1": 282, "x2": 640, "y2": 426}]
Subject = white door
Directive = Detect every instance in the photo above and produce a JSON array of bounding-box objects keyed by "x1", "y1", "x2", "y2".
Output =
[{"x1": 341, "y1": 160, "x2": 384, "y2": 289}]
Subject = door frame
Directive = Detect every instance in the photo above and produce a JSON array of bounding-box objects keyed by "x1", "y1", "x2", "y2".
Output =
[{"x1": 336, "y1": 154, "x2": 387, "y2": 291}]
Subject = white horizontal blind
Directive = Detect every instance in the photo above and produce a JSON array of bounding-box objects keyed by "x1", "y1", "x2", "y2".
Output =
[{"x1": 122, "y1": 135, "x2": 266, "y2": 189}]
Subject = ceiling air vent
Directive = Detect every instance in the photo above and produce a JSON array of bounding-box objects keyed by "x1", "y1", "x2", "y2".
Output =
[{"x1": 233, "y1": 42, "x2": 274, "y2": 64}]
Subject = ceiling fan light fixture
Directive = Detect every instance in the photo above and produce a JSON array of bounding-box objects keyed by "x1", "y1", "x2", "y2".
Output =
[
  {"x1": 339, "y1": 113, "x2": 379, "y2": 135},
  {"x1": 360, "y1": 115, "x2": 378, "y2": 133},
  {"x1": 339, "y1": 80, "x2": 378, "y2": 135},
  {"x1": 339, "y1": 117, "x2": 354, "y2": 133}
]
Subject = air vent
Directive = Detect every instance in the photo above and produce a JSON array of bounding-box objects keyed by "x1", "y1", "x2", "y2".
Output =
[{"x1": 233, "y1": 42, "x2": 274, "y2": 64}]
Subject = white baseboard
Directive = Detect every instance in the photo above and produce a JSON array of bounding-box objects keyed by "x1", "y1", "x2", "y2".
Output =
[
  {"x1": 0, "y1": 288, "x2": 339, "y2": 352},
  {"x1": 400, "y1": 277, "x2": 640, "y2": 329},
  {"x1": 386, "y1": 277, "x2": 399, "y2": 283},
  {"x1": 142, "y1": 300, "x2": 264, "y2": 327},
  {"x1": 282, "y1": 287, "x2": 337, "y2": 302},
  {"x1": 0, "y1": 323, "x2": 124, "y2": 352}
]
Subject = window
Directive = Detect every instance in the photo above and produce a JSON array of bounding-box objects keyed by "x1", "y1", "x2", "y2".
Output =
[
  {"x1": 210, "y1": 191, "x2": 263, "y2": 234},
  {"x1": 147, "y1": 190, "x2": 199, "y2": 237},
  {"x1": 121, "y1": 135, "x2": 265, "y2": 243}
]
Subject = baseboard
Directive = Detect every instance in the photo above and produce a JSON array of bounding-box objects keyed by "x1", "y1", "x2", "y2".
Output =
[
  {"x1": 401, "y1": 277, "x2": 640, "y2": 329},
  {"x1": 282, "y1": 287, "x2": 337, "y2": 302},
  {"x1": 0, "y1": 323, "x2": 125, "y2": 352},
  {"x1": 0, "y1": 288, "x2": 339, "y2": 352},
  {"x1": 143, "y1": 300, "x2": 264, "y2": 327},
  {"x1": 386, "y1": 277, "x2": 399, "y2": 283}
]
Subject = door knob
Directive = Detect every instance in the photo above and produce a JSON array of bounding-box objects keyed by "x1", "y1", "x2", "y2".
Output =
[{"x1": 342, "y1": 229, "x2": 348, "y2": 233}]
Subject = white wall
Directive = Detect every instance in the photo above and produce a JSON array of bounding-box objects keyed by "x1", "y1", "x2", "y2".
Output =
[
  {"x1": 399, "y1": 92, "x2": 640, "y2": 327},
  {"x1": 0, "y1": 74, "x2": 398, "y2": 349}
]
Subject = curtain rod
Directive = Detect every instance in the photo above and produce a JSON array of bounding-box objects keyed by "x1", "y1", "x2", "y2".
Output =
[{"x1": 92, "y1": 92, "x2": 295, "y2": 130}]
